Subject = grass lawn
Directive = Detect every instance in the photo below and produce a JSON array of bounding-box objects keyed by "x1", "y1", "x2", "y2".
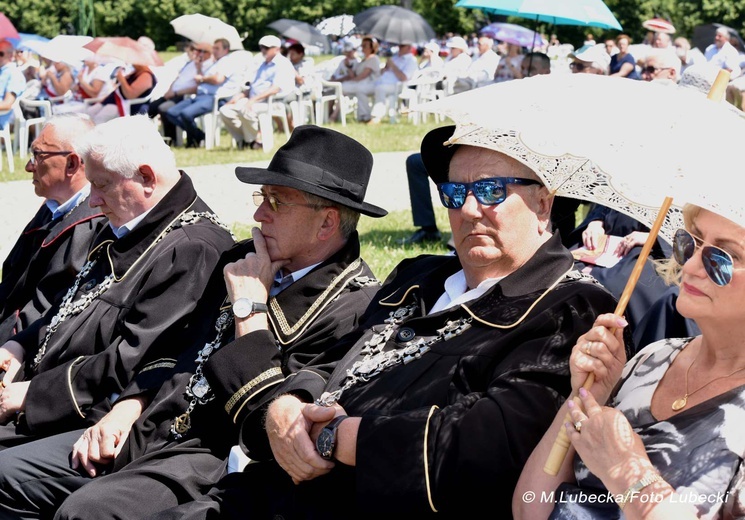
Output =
[{"x1": 2, "y1": 116, "x2": 447, "y2": 182}]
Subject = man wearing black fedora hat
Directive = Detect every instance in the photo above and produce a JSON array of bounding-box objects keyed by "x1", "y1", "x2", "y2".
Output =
[
  {"x1": 100, "y1": 125, "x2": 617, "y2": 519},
  {"x1": 0, "y1": 126, "x2": 389, "y2": 519}
]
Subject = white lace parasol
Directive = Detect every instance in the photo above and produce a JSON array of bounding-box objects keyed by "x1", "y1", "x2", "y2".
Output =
[{"x1": 417, "y1": 73, "x2": 745, "y2": 243}]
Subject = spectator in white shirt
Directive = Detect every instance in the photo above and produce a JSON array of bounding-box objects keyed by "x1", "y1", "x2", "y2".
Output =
[
  {"x1": 453, "y1": 36, "x2": 499, "y2": 93},
  {"x1": 367, "y1": 43, "x2": 418, "y2": 124},
  {"x1": 442, "y1": 36, "x2": 472, "y2": 92},
  {"x1": 419, "y1": 42, "x2": 444, "y2": 70},
  {"x1": 705, "y1": 26, "x2": 741, "y2": 77}
]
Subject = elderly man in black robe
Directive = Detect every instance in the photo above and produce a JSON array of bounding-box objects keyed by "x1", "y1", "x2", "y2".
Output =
[
  {"x1": 0, "y1": 115, "x2": 106, "y2": 345},
  {"x1": 120, "y1": 124, "x2": 619, "y2": 520},
  {"x1": 0, "y1": 115, "x2": 235, "y2": 449},
  {"x1": 0, "y1": 126, "x2": 388, "y2": 519}
]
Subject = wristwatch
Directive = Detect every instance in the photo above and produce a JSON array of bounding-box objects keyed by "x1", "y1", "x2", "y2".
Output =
[
  {"x1": 231, "y1": 298, "x2": 268, "y2": 319},
  {"x1": 316, "y1": 415, "x2": 349, "y2": 461}
]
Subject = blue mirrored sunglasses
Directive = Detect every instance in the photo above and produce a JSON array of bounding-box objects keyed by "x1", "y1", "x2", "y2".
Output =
[
  {"x1": 437, "y1": 177, "x2": 542, "y2": 209},
  {"x1": 673, "y1": 228, "x2": 734, "y2": 287}
]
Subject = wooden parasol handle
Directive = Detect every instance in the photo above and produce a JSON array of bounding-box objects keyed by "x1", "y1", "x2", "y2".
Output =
[
  {"x1": 707, "y1": 69, "x2": 731, "y2": 102},
  {"x1": 543, "y1": 196, "x2": 674, "y2": 476}
]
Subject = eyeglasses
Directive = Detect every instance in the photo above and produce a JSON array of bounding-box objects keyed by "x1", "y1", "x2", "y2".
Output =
[
  {"x1": 641, "y1": 65, "x2": 671, "y2": 75},
  {"x1": 252, "y1": 191, "x2": 319, "y2": 213},
  {"x1": 569, "y1": 61, "x2": 587, "y2": 72},
  {"x1": 437, "y1": 177, "x2": 542, "y2": 209},
  {"x1": 673, "y1": 228, "x2": 736, "y2": 286},
  {"x1": 28, "y1": 149, "x2": 73, "y2": 165}
]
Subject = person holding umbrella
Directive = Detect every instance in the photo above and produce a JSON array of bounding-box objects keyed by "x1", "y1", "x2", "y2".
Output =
[{"x1": 514, "y1": 205, "x2": 745, "y2": 519}]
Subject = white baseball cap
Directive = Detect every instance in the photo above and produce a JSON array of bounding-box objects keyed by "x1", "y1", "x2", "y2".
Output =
[
  {"x1": 446, "y1": 36, "x2": 469, "y2": 51},
  {"x1": 258, "y1": 35, "x2": 282, "y2": 48}
]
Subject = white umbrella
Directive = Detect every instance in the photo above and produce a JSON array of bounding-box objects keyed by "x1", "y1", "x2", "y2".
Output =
[
  {"x1": 417, "y1": 73, "x2": 745, "y2": 240},
  {"x1": 23, "y1": 35, "x2": 94, "y2": 65},
  {"x1": 170, "y1": 13, "x2": 244, "y2": 50},
  {"x1": 315, "y1": 14, "x2": 356, "y2": 37}
]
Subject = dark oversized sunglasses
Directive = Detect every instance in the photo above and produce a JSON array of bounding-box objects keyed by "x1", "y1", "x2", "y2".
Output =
[
  {"x1": 641, "y1": 65, "x2": 671, "y2": 75},
  {"x1": 673, "y1": 228, "x2": 735, "y2": 287},
  {"x1": 437, "y1": 177, "x2": 542, "y2": 209}
]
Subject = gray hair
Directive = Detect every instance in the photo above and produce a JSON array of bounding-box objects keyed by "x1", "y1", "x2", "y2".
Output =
[
  {"x1": 77, "y1": 115, "x2": 177, "y2": 179},
  {"x1": 302, "y1": 192, "x2": 360, "y2": 239},
  {"x1": 647, "y1": 49, "x2": 681, "y2": 78},
  {"x1": 41, "y1": 114, "x2": 95, "y2": 153}
]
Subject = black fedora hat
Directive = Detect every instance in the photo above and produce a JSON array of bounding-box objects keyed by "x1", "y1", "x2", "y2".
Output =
[
  {"x1": 420, "y1": 125, "x2": 460, "y2": 185},
  {"x1": 235, "y1": 125, "x2": 387, "y2": 218}
]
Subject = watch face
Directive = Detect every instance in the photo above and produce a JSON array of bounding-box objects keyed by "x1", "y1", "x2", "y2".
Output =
[
  {"x1": 316, "y1": 428, "x2": 335, "y2": 460},
  {"x1": 232, "y1": 298, "x2": 254, "y2": 319}
]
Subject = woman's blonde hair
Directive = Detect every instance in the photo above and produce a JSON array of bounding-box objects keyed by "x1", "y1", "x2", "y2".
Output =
[{"x1": 655, "y1": 204, "x2": 702, "y2": 285}]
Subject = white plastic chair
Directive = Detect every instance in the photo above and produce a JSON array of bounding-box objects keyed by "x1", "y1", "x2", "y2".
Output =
[
  {"x1": 315, "y1": 79, "x2": 356, "y2": 126},
  {"x1": 0, "y1": 95, "x2": 23, "y2": 172},
  {"x1": 13, "y1": 90, "x2": 52, "y2": 159},
  {"x1": 400, "y1": 69, "x2": 444, "y2": 124},
  {"x1": 257, "y1": 94, "x2": 290, "y2": 153}
]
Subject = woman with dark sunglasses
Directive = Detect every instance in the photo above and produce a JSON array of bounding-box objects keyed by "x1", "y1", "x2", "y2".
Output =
[{"x1": 515, "y1": 204, "x2": 745, "y2": 519}]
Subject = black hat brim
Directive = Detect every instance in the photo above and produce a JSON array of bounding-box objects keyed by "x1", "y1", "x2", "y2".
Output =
[
  {"x1": 235, "y1": 167, "x2": 388, "y2": 218},
  {"x1": 420, "y1": 125, "x2": 459, "y2": 185}
]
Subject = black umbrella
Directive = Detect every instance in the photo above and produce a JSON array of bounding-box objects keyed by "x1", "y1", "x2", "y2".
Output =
[
  {"x1": 267, "y1": 18, "x2": 331, "y2": 52},
  {"x1": 352, "y1": 5, "x2": 435, "y2": 45}
]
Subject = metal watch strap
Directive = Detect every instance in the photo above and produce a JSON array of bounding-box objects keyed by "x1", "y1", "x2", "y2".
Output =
[{"x1": 617, "y1": 473, "x2": 664, "y2": 510}]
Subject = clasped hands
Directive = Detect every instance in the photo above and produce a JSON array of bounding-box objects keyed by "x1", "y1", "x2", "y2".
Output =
[
  {"x1": 265, "y1": 394, "x2": 349, "y2": 485},
  {"x1": 0, "y1": 341, "x2": 28, "y2": 424}
]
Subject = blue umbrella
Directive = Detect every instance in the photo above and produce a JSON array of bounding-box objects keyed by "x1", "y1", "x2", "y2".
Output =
[
  {"x1": 16, "y1": 32, "x2": 50, "y2": 51},
  {"x1": 480, "y1": 22, "x2": 547, "y2": 48},
  {"x1": 456, "y1": 0, "x2": 622, "y2": 31}
]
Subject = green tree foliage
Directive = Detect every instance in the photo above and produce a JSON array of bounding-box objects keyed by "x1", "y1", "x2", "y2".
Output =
[{"x1": 3, "y1": 0, "x2": 745, "y2": 52}]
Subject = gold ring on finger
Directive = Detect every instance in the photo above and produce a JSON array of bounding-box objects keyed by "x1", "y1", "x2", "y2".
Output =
[
  {"x1": 574, "y1": 420, "x2": 584, "y2": 433},
  {"x1": 584, "y1": 342, "x2": 592, "y2": 356}
]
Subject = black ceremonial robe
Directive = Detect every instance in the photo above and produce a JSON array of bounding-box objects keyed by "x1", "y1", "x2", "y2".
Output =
[
  {"x1": 1, "y1": 173, "x2": 234, "y2": 446},
  {"x1": 0, "y1": 198, "x2": 106, "y2": 343},
  {"x1": 222, "y1": 233, "x2": 618, "y2": 520},
  {"x1": 3, "y1": 235, "x2": 381, "y2": 519}
]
